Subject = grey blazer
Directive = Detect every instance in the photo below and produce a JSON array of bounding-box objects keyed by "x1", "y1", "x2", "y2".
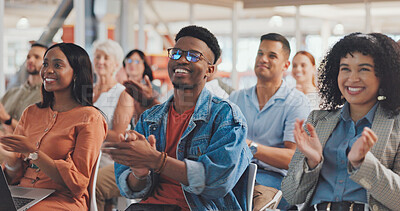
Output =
[{"x1": 281, "y1": 104, "x2": 400, "y2": 211}]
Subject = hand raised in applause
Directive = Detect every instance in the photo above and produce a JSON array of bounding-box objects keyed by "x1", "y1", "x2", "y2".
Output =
[
  {"x1": 293, "y1": 119, "x2": 323, "y2": 169},
  {"x1": 0, "y1": 143, "x2": 18, "y2": 163},
  {"x1": 0, "y1": 135, "x2": 36, "y2": 158},
  {"x1": 102, "y1": 130, "x2": 160, "y2": 177},
  {"x1": 348, "y1": 127, "x2": 377, "y2": 169},
  {"x1": 123, "y1": 75, "x2": 158, "y2": 107}
]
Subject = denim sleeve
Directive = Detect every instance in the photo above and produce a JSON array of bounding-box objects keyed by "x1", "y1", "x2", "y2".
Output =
[
  {"x1": 283, "y1": 93, "x2": 311, "y2": 143},
  {"x1": 114, "y1": 162, "x2": 152, "y2": 198},
  {"x1": 182, "y1": 104, "x2": 252, "y2": 199},
  {"x1": 183, "y1": 159, "x2": 206, "y2": 194}
]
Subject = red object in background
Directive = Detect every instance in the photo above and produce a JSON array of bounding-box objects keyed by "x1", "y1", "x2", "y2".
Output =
[
  {"x1": 108, "y1": 27, "x2": 114, "y2": 40},
  {"x1": 149, "y1": 55, "x2": 169, "y2": 70},
  {"x1": 61, "y1": 25, "x2": 74, "y2": 43},
  {"x1": 62, "y1": 25, "x2": 115, "y2": 43}
]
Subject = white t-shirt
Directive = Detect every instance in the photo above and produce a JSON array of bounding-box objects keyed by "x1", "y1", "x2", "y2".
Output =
[{"x1": 94, "y1": 83, "x2": 125, "y2": 128}]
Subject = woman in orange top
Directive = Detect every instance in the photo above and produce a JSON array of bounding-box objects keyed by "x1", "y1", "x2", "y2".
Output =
[{"x1": 0, "y1": 43, "x2": 107, "y2": 210}]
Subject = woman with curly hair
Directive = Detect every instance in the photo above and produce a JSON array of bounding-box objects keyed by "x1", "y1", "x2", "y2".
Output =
[{"x1": 282, "y1": 32, "x2": 400, "y2": 211}]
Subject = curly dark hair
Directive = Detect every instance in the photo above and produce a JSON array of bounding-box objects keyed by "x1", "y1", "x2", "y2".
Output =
[
  {"x1": 175, "y1": 25, "x2": 221, "y2": 64},
  {"x1": 318, "y1": 32, "x2": 400, "y2": 115}
]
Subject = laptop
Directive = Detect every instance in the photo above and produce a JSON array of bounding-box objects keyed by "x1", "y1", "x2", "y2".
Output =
[{"x1": 0, "y1": 166, "x2": 55, "y2": 211}]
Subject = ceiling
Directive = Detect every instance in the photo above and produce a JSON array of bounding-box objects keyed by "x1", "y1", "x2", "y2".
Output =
[{"x1": 4, "y1": 0, "x2": 400, "y2": 39}]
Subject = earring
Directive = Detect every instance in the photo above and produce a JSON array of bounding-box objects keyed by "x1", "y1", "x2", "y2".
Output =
[
  {"x1": 377, "y1": 88, "x2": 386, "y2": 101},
  {"x1": 73, "y1": 78, "x2": 77, "y2": 92}
]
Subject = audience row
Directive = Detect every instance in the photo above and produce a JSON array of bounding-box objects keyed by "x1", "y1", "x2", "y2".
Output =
[{"x1": 0, "y1": 25, "x2": 399, "y2": 211}]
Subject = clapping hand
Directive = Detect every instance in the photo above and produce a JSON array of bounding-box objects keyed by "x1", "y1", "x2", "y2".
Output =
[
  {"x1": 348, "y1": 127, "x2": 377, "y2": 169},
  {"x1": 123, "y1": 75, "x2": 156, "y2": 107},
  {"x1": 0, "y1": 143, "x2": 18, "y2": 163},
  {"x1": 293, "y1": 119, "x2": 323, "y2": 169},
  {"x1": 0, "y1": 135, "x2": 36, "y2": 157},
  {"x1": 102, "y1": 130, "x2": 158, "y2": 177}
]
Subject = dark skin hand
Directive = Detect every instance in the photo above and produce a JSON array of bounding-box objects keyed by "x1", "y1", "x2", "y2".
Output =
[
  {"x1": 103, "y1": 130, "x2": 189, "y2": 188},
  {"x1": 123, "y1": 75, "x2": 160, "y2": 108},
  {"x1": 0, "y1": 135, "x2": 36, "y2": 156},
  {"x1": 102, "y1": 130, "x2": 159, "y2": 170},
  {"x1": 0, "y1": 135, "x2": 67, "y2": 188}
]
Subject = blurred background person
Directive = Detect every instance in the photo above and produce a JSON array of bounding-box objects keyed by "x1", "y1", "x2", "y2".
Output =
[
  {"x1": 96, "y1": 49, "x2": 156, "y2": 211},
  {"x1": 92, "y1": 39, "x2": 126, "y2": 211},
  {"x1": 0, "y1": 43, "x2": 47, "y2": 136},
  {"x1": 292, "y1": 51, "x2": 319, "y2": 110},
  {"x1": 107, "y1": 49, "x2": 156, "y2": 141},
  {"x1": 92, "y1": 39, "x2": 125, "y2": 168}
]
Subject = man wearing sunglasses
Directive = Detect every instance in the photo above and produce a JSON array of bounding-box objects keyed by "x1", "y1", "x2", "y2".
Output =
[
  {"x1": 105, "y1": 25, "x2": 251, "y2": 210},
  {"x1": 229, "y1": 33, "x2": 310, "y2": 210}
]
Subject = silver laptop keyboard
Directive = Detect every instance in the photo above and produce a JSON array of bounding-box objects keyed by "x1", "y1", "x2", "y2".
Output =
[{"x1": 12, "y1": 197, "x2": 34, "y2": 209}]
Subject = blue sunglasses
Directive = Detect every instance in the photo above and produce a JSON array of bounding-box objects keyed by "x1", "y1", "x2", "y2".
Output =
[
  {"x1": 167, "y1": 48, "x2": 212, "y2": 65},
  {"x1": 125, "y1": 58, "x2": 142, "y2": 64}
]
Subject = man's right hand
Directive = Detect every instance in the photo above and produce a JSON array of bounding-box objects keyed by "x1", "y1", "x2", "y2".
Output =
[
  {"x1": 293, "y1": 119, "x2": 322, "y2": 169},
  {"x1": 103, "y1": 130, "x2": 159, "y2": 173}
]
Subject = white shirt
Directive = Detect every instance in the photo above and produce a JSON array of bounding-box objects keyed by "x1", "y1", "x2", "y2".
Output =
[{"x1": 205, "y1": 79, "x2": 229, "y2": 99}]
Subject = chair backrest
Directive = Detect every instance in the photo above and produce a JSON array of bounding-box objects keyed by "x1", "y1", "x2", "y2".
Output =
[
  {"x1": 247, "y1": 163, "x2": 257, "y2": 211},
  {"x1": 89, "y1": 151, "x2": 102, "y2": 211}
]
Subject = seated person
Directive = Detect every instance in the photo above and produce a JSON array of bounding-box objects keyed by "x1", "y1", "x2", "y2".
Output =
[
  {"x1": 103, "y1": 25, "x2": 251, "y2": 210},
  {"x1": 0, "y1": 43, "x2": 47, "y2": 135},
  {"x1": 229, "y1": 33, "x2": 310, "y2": 210},
  {"x1": 282, "y1": 33, "x2": 400, "y2": 211},
  {"x1": 96, "y1": 48, "x2": 157, "y2": 211},
  {"x1": 0, "y1": 43, "x2": 107, "y2": 210},
  {"x1": 291, "y1": 51, "x2": 320, "y2": 110},
  {"x1": 91, "y1": 39, "x2": 125, "y2": 211}
]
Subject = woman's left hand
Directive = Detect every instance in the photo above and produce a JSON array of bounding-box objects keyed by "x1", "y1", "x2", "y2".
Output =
[
  {"x1": 348, "y1": 127, "x2": 378, "y2": 169},
  {"x1": 0, "y1": 135, "x2": 36, "y2": 157}
]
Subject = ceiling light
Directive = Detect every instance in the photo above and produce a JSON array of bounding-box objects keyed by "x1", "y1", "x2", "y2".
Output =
[
  {"x1": 16, "y1": 17, "x2": 30, "y2": 29},
  {"x1": 333, "y1": 23, "x2": 344, "y2": 35},
  {"x1": 269, "y1": 15, "x2": 283, "y2": 28}
]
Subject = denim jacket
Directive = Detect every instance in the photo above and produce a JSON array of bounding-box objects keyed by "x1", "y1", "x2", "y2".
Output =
[{"x1": 115, "y1": 88, "x2": 252, "y2": 210}]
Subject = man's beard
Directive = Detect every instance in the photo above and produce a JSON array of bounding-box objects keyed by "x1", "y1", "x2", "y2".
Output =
[
  {"x1": 172, "y1": 82, "x2": 196, "y2": 90},
  {"x1": 27, "y1": 69, "x2": 40, "y2": 75}
]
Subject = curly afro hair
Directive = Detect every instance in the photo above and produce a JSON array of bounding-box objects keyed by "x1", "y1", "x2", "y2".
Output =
[
  {"x1": 175, "y1": 25, "x2": 221, "y2": 64},
  {"x1": 318, "y1": 32, "x2": 400, "y2": 115}
]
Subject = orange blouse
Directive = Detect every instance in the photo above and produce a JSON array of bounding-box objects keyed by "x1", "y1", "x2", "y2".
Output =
[{"x1": 11, "y1": 105, "x2": 107, "y2": 211}]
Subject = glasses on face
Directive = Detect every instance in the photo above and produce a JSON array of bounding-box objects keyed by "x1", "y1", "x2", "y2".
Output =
[
  {"x1": 167, "y1": 48, "x2": 212, "y2": 65},
  {"x1": 125, "y1": 59, "x2": 142, "y2": 65}
]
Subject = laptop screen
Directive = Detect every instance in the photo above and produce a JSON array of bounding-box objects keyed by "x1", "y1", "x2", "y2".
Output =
[{"x1": 0, "y1": 166, "x2": 18, "y2": 211}]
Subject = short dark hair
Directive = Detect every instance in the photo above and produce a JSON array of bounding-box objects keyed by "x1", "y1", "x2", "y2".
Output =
[
  {"x1": 31, "y1": 42, "x2": 48, "y2": 50},
  {"x1": 37, "y1": 43, "x2": 94, "y2": 108},
  {"x1": 260, "y1": 33, "x2": 291, "y2": 57},
  {"x1": 318, "y1": 32, "x2": 400, "y2": 115},
  {"x1": 175, "y1": 25, "x2": 221, "y2": 64},
  {"x1": 123, "y1": 49, "x2": 153, "y2": 81}
]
